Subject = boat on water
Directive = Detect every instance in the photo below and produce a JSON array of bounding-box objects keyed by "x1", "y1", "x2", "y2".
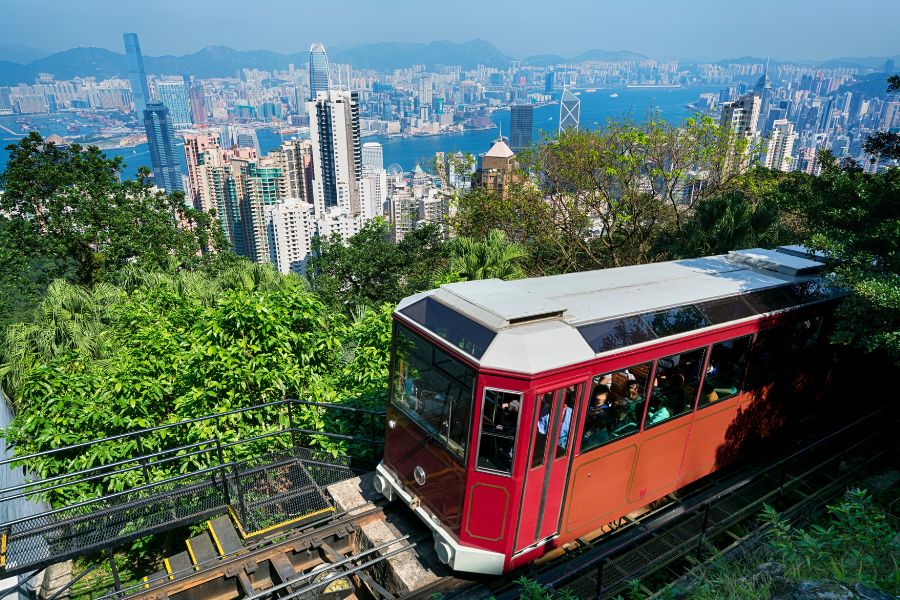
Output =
[
  {"x1": 610, "y1": 92, "x2": 620, "y2": 98},
  {"x1": 586, "y1": 88, "x2": 597, "y2": 93}
]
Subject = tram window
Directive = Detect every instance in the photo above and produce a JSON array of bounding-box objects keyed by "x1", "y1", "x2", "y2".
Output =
[
  {"x1": 392, "y1": 325, "x2": 475, "y2": 461},
  {"x1": 531, "y1": 391, "x2": 554, "y2": 468},
  {"x1": 788, "y1": 317, "x2": 823, "y2": 353},
  {"x1": 696, "y1": 297, "x2": 757, "y2": 324},
  {"x1": 645, "y1": 347, "x2": 707, "y2": 428},
  {"x1": 477, "y1": 390, "x2": 522, "y2": 475},
  {"x1": 580, "y1": 362, "x2": 652, "y2": 454},
  {"x1": 399, "y1": 297, "x2": 496, "y2": 359},
  {"x1": 699, "y1": 336, "x2": 752, "y2": 408},
  {"x1": 554, "y1": 384, "x2": 582, "y2": 459},
  {"x1": 745, "y1": 286, "x2": 803, "y2": 314},
  {"x1": 641, "y1": 306, "x2": 710, "y2": 338},
  {"x1": 577, "y1": 316, "x2": 657, "y2": 353},
  {"x1": 744, "y1": 327, "x2": 789, "y2": 389}
]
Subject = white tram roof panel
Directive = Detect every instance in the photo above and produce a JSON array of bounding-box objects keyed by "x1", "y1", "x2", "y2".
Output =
[{"x1": 433, "y1": 251, "x2": 821, "y2": 329}]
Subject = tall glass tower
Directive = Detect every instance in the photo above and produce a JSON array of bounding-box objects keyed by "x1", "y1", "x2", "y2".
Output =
[
  {"x1": 309, "y1": 43, "x2": 331, "y2": 100},
  {"x1": 143, "y1": 102, "x2": 183, "y2": 192},
  {"x1": 156, "y1": 79, "x2": 192, "y2": 129},
  {"x1": 510, "y1": 104, "x2": 534, "y2": 152},
  {"x1": 559, "y1": 88, "x2": 581, "y2": 133},
  {"x1": 123, "y1": 33, "x2": 150, "y2": 114}
]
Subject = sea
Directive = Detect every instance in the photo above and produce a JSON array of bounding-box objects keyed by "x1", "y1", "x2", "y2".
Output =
[{"x1": 0, "y1": 86, "x2": 722, "y2": 179}]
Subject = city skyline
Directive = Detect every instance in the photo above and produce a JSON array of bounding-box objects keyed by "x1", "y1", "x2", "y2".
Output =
[{"x1": 2, "y1": 0, "x2": 899, "y2": 62}]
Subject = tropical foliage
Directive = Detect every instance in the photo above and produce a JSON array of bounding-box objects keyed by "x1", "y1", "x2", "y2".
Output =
[
  {"x1": 0, "y1": 132, "x2": 226, "y2": 325},
  {"x1": 1, "y1": 262, "x2": 393, "y2": 505}
]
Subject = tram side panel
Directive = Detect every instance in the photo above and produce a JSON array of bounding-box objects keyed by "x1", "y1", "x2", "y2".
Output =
[{"x1": 384, "y1": 405, "x2": 468, "y2": 533}]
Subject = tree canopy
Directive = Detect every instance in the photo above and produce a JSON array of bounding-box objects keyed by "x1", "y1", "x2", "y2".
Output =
[{"x1": 0, "y1": 132, "x2": 227, "y2": 324}]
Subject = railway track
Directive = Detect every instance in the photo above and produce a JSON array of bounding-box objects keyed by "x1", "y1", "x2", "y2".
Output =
[
  {"x1": 407, "y1": 408, "x2": 898, "y2": 599},
  {"x1": 8, "y1": 410, "x2": 894, "y2": 600}
]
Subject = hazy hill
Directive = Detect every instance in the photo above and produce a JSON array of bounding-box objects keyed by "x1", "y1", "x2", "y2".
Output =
[
  {"x1": 0, "y1": 44, "x2": 49, "y2": 64},
  {"x1": 145, "y1": 46, "x2": 301, "y2": 78},
  {"x1": 522, "y1": 54, "x2": 569, "y2": 66},
  {"x1": 818, "y1": 55, "x2": 899, "y2": 69},
  {"x1": 574, "y1": 49, "x2": 648, "y2": 62},
  {"x1": 0, "y1": 39, "x2": 513, "y2": 84}
]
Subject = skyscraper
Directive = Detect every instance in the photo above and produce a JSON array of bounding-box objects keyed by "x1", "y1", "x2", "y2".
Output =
[
  {"x1": 123, "y1": 33, "x2": 150, "y2": 114},
  {"x1": 720, "y1": 93, "x2": 761, "y2": 172},
  {"x1": 763, "y1": 119, "x2": 797, "y2": 172},
  {"x1": 559, "y1": 88, "x2": 580, "y2": 133},
  {"x1": 183, "y1": 133, "x2": 220, "y2": 209},
  {"x1": 362, "y1": 142, "x2": 384, "y2": 172},
  {"x1": 143, "y1": 102, "x2": 183, "y2": 192},
  {"x1": 188, "y1": 80, "x2": 206, "y2": 126},
  {"x1": 309, "y1": 43, "x2": 331, "y2": 100},
  {"x1": 307, "y1": 90, "x2": 363, "y2": 217},
  {"x1": 510, "y1": 104, "x2": 534, "y2": 152},
  {"x1": 156, "y1": 79, "x2": 192, "y2": 129}
]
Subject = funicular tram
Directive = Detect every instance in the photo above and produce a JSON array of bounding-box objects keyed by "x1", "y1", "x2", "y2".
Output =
[{"x1": 373, "y1": 247, "x2": 843, "y2": 575}]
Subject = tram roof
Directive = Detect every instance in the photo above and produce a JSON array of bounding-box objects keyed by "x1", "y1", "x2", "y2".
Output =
[{"x1": 396, "y1": 247, "x2": 840, "y2": 374}]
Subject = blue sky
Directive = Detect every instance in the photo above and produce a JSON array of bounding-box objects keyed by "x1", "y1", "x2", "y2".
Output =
[{"x1": 4, "y1": 0, "x2": 899, "y2": 61}]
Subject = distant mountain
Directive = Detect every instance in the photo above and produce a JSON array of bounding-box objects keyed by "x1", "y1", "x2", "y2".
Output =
[
  {"x1": 522, "y1": 54, "x2": 569, "y2": 67},
  {"x1": 0, "y1": 40, "x2": 512, "y2": 84},
  {"x1": 21, "y1": 47, "x2": 127, "y2": 82},
  {"x1": 574, "y1": 49, "x2": 648, "y2": 62},
  {"x1": 818, "y1": 55, "x2": 900, "y2": 69},
  {"x1": 145, "y1": 46, "x2": 301, "y2": 78},
  {"x1": 0, "y1": 44, "x2": 49, "y2": 64},
  {"x1": 835, "y1": 72, "x2": 899, "y2": 97},
  {"x1": 715, "y1": 56, "x2": 778, "y2": 66},
  {"x1": 330, "y1": 40, "x2": 511, "y2": 70}
]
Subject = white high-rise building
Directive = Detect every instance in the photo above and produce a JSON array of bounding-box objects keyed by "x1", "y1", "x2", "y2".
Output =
[
  {"x1": 764, "y1": 119, "x2": 798, "y2": 172},
  {"x1": 360, "y1": 168, "x2": 388, "y2": 219},
  {"x1": 307, "y1": 90, "x2": 363, "y2": 218},
  {"x1": 362, "y1": 142, "x2": 384, "y2": 171},
  {"x1": 720, "y1": 93, "x2": 761, "y2": 171},
  {"x1": 267, "y1": 198, "x2": 315, "y2": 275}
]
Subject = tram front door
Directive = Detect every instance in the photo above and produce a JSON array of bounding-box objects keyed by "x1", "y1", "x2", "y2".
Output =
[{"x1": 514, "y1": 380, "x2": 584, "y2": 553}]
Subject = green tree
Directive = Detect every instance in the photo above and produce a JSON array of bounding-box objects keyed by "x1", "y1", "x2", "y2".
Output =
[
  {"x1": 0, "y1": 132, "x2": 227, "y2": 289},
  {"x1": 452, "y1": 116, "x2": 744, "y2": 275},
  {"x1": 307, "y1": 218, "x2": 448, "y2": 311},
  {"x1": 448, "y1": 229, "x2": 528, "y2": 281},
  {"x1": 862, "y1": 75, "x2": 900, "y2": 160},
  {"x1": 780, "y1": 153, "x2": 900, "y2": 357},
  {"x1": 656, "y1": 188, "x2": 794, "y2": 259}
]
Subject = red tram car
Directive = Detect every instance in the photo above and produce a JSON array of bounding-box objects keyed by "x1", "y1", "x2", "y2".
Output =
[{"x1": 373, "y1": 247, "x2": 841, "y2": 574}]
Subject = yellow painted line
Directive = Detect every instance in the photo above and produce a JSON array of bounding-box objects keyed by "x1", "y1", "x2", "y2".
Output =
[
  {"x1": 242, "y1": 506, "x2": 335, "y2": 538},
  {"x1": 207, "y1": 519, "x2": 226, "y2": 557},
  {"x1": 163, "y1": 557, "x2": 174, "y2": 581},
  {"x1": 185, "y1": 539, "x2": 199, "y2": 570},
  {"x1": 0, "y1": 532, "x2": 6, "y2": 569},
  {"x1": 226, "y1": 505, "x2": 249, "y2": 539}
]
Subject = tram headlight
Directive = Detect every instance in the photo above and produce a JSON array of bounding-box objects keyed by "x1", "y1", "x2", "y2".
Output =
[{"x1": 414, "y1": 466, "x2": 427, "y2": 486}]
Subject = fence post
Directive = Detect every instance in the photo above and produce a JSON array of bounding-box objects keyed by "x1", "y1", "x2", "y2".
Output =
[
  {"x1": 696, "y1": 503, "x2": 711, "y2": 556},
  {"x1": 370, "y1": 412, "x2": 378, "y2": 462},
  {"x1": 215, "y1": 439, "x2": 232, "y2": 507},
  {"x1": 231, "y1": 461, "x2": 248, "y2": 528},
  {"x1": 107, "y1": 547, "x2": 122, "y2": 596},
  {"x1": 287, "y1": 401, "x2": 299, "y2": 453},
  {"x1": 594, "y1": 559, "x2": 605, "y2": 597}
]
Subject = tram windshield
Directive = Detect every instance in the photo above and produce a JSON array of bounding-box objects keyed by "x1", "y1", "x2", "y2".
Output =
[{"x1": 391, "y1": 324, "x2": 476, "y2": 461}]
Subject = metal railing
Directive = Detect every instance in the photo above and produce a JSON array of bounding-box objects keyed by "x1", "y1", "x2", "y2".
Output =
[{"x1": 0, "y1": 398, "x2": 385, "y2": 577}]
